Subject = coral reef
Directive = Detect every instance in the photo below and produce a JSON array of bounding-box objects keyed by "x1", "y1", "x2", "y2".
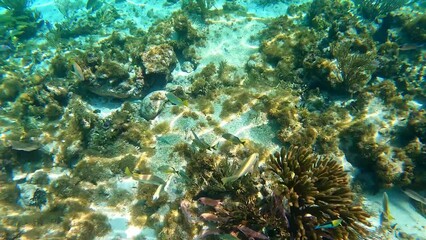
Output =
[
  {"x1": 174, "y1": 145, "x2": 371, "y2": 239},
  {"x1": 142, "y1": 44, "x2": 177, "y2": 77},
  {"x1": 1, "y1": 0, "x2": 426, "y2": 238},
  {"x1": 266, "y1": 146, "x2": 371, "y2": 239},
  {"x1": 0, "y1": 0, "x2": 40, "y2": 40},
  {"x1": 330, "y1": 40, "x2": 377, "y2": 94},
  {"x1": 354, "y1": 0, "x2": 409, "y2": 20}
]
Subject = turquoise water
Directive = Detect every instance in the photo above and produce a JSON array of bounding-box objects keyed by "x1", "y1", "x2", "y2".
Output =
[{"x1": 0, "y1": 0, "x2": 425, "y2": 239}]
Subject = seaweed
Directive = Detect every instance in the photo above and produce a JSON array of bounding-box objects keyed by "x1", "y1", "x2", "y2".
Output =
[
  {"x1": 0, "y1": 0, "x2": 33, "y2": 16},
  {"x1": 331, "y1": 41, "x2": 377, "y2": 94},
  {"x1": 181, "y1": 0, "x2": 215, "y2": 20},
  {"x1": 354, "y1": 0, "x2": 409, "y2": 20},
  {"x1": 0, "y1": 0, "x2": 40, "y2": 41}
]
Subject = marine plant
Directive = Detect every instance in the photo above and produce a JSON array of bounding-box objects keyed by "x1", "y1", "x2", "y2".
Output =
[
  {"x1": 331, "y1": 41, "x2": 377, "y2": 94},
  {"x1": 402, "y1": 13, "x2": 426, "y2": 42},
  {"x1": 307, "y1": 0, "x2": 352, "y2": 30},
  {"x1": 353, "y1": 0, "x2": 409, "y2": 20},
  {"x1": 181, "y1": 0, "x2": 215, "y2": 20},
  {"x1": 266, "y1": 146, "x2": 371, "y2": 239},
  {"x1": 175, "y1": 142, "x2": 371, "y2": 239},
  {"x1": 0, "y1": 0, "x2": 39, "y2": 40},
  {"x1": 0, "y1": 0, "x2": 33, "y2": 16},
  {"x1": 54, "y1": 0, "x2": 83, "y2": 19},
  {"x1": 254, "y1": 0, "x2": 289, "y2": 7}
]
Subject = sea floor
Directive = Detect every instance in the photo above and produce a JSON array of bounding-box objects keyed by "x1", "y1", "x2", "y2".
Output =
[{"x1": 1, "y1": 0, "x2": 426, "y2": 239}]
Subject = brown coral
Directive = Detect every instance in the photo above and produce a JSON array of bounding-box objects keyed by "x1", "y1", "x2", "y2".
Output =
[
  {"x1": 142, "y1": 44, "x2": 177, "y2": 75},
  {"x1": 267, "y1": 146, "x2": 371, "y2": 240}
]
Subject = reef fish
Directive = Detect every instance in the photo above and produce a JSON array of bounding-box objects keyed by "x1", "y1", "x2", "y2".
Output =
[
  {"x1": 381, "y1": 192, "x2": 394, "y2": 223},
  {"x1": 399, "y1": 43, "x2": 424, "y2": 51},
  {"x1": 199, "y1": 213, "x2": 229, "y2": 223},
  {"x1": 86, "y1": 0, "x2": 103, "y2": 10},
  {"x1": 180, "y1": 199, "x2": 196, "y2": 224},
  {"x1": 193, "y1": 228, "x2": 221, "y2": 240},
  {"x1": 237, "y1": 225, "x2": 269, "y2": 240},
  {"x1": 125, "y1": 167, "x2": 165, "y2": 185},
  {"x1": 166, "y1": 92, "x2": 188, "y2": 106},
  {"x1": 402, "y1": 189, "x2": 426, "y2": 205},
  {"x1": 191, "y1": 130, "x2": 215, "y2": 150},
  {"x1": 152, "y1": 184, "x2": 163, "y2": 201},
  {"x1": 9, "y1": 140, "x2": 42, "y2": 152},
  {"x1": 0, "y1": 44, "x2": 13, "y2": 52},
  {"x1": 314, "y1": 219, "x2": 343, "y2": 230},
  {"x1": 221, "y1": 153, "x2": 259, "y2": 184},
  {"x1": 72, "y1": 62, "x2": 85, "y2": 81},
  {"x1": 198, "y1": 197, "x2": 223, "y2": 207},
  {"x1": 222, "y1": 133, "x2": 245, "y2": 145}
]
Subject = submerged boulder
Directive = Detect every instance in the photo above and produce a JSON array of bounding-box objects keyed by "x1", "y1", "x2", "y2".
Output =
[
  {"x1": 142, "y1": 44, "x2": 177, "y2": 75},
  {"x1": 139, "y1": 91, "x2": 168, "y2": 120}
]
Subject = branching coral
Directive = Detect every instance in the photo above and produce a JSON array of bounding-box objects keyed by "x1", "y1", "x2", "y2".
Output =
[
  {"x1": 177, "y1": 145, "x2": 371, "y2": 239},
  {"x1": 331, "y1": 41, "x2": 377, "y2": 94},
  {"x1": 266, "y1": 146, "x2": 371, "y2": 240},
  {"x1": 354, "y1": 0, "x2": 408, "y2": 20}
]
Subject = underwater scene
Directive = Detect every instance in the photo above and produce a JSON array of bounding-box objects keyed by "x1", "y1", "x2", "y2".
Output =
[{"x1": 0, "y1": 0, "x2": 426, "y2": 239}]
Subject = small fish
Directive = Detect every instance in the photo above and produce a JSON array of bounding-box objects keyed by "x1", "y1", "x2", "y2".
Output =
[
  {"x1": 45, "y1": 20, "x2": 54, "y2": 31},
  {"x1": 72, "y1": 62, "x2": 85, "y2": 81},
  {"x1": 180, "y1": 200, "x2": 196, "y2": 224},
  {"x1": 193, "y1": 228, "x2": 221, "y2": 240},
  {"x1": 222, "y1": 153, "x2": 259, "y2": 184},
  {"x1": 381, "y1": 192, "x2": 394, "y2": 223},
  {"x1": 198, "y1": 197, "x2": 223, "y2": 207},
  {"x1": 191, "y1": 130, "x2": 215, "y2": 150},
  {"x1": 314, "y1": 219, "x2": 343, "y2": 230},
  {"x1": 9, "y1": 140, "x2": 42, "y2": 152},
  {"x1": 399, "y1": 43, "x2": 424, "y2": 51},
  {"x1": 199, "y1": 213, "x2": 229, "y2": 223},
  {"x1": 166, "y1": 92, "x2": 188, "y2": 106},
  {"x1": 218, "y1": 234, "x2": 239, "y2": 240},
  {"x1": 222, "y1": 133, "x2": 245, "y2": 145},
  {"x1": 125, "y1": 167, "x2": 165, "y2": 185},
  {"x1": 237, "y1": 225, "x2": 269, "y2": 240},
  {"x1": 124, "y1": 166, "x2": 132, "y2": 176},
  {"x1": 0, "y1": 44, "x2": 13, "y2": 52},
  {"x1": 157, "y1": 165, "x2": 177, "y2": 174},
  {"x1": 402, "y1": 189, "x2": 426, "y2": 205},
  {"x1": 152, "y1": 184, "x2": 163, "y2": 201},
  {"x1": 86, "y1": 0, "x2": 103, "y2": 10}
]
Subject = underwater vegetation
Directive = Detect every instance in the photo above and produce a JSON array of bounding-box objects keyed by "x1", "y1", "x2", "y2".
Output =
[
  {"x1": 0, "y1": 0, "x2": 33, "y2": 15},
  {"x1": 266, "y1": 146, "x2": 371, "y2": 239},
  {"x1": 0, "y1": 0, "x2": 426, "y2": 238},
  {"x1": 331, "y1": 41, "x2": 377, "y2": 94},
  {"x1": 181, "y1": 0, "x2": 216, "y2": 20},
  {"x1": 0, "y1": 0, "x2": 40, "y2": 41},
  {"x1": 168, "y1": 145, "x2": 371, "y2": 239},
  {"x1": 353, "y1": 0, "x2": 409, "y2": 20}
]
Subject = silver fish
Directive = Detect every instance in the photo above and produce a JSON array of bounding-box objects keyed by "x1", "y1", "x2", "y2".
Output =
[
  {"x1": 72, "y1": 62, "x2": 85, "y2": 81},
  {"x1": 10, "y1": 141, "x2": 42, "y2": 152},
  {"x1": 191, "y1": 130, "x2": 215, "y2": 150},
  {"x1": 222, "y1": 133, "x2": 245, "y2": 145},
  {"x1": 166, "y1": 92, "x2": 188, "y2": 106},
  {"x1": 222, "y1": 153, "x2": 259, "y2": 184},
  {"x1": 402, "y1": 189, "x2": 426, "y2": 205}
]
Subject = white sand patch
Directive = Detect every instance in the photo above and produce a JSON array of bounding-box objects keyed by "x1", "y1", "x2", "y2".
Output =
[
  {"x1": 86, "y1": 98, "x2": 124, "y2": 118},
  {"x1": 93, "y1": 204, "x2": 141, "y2": 240},
  {"x1": 365, "y1": 189, "x2": 426, "y2": 239},
  {"x1": 196, "y1": 15, "x2": 264, "y2": 71}
]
